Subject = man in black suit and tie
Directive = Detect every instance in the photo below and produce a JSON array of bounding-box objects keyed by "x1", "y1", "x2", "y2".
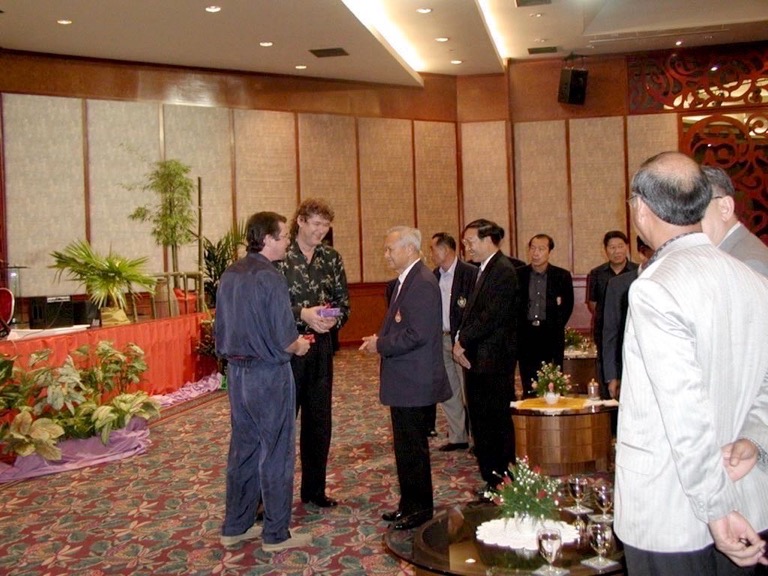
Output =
[
  {"x1": 452, "y1": 219, "x2": 519, "y2": 491},
  {"x1": 429, "y1": 232, "x2": 477, "y2": 452},
  {"x1": 517, "y1": 234, "x2": 574, "y2": 398},
  {"x1": 360, "y1": 226, "x2": 451, "y2": 530}
]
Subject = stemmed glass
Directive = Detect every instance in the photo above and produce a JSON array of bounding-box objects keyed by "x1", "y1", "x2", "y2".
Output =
[
  {"x1": 564, "y1": 475, "x2": 592, "y2": 515},
  {"x1": 534, "y1": 528, "x2": 568, "y2": 575},
  {"x1": 590, "y1": 481, "x2": 614, "y2": 522},
  {"x1": 582, "y1": 520, "x2": 619, "y2": 570}
]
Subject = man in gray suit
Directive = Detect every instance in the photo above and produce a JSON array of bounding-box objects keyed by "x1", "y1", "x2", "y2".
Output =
[
  {"x1": 616, "y1": 152, "x2": 768, "y2": 574},
  {"x1": 701, "y1": 165, "x2": 768, "y2": 278},
  {"x1": 360, "y1": 226, "x2": 451, "y2": 531}
]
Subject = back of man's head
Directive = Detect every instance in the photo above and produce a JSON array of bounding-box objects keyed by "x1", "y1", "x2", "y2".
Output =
[{"x1": 631, "y1": 152, "x2": 712, "y2": 226}]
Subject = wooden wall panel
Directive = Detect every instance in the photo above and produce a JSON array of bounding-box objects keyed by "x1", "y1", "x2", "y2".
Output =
[
  {"x1": 570, "y1": 116, "x2": 627, "y2": 275},
  {"x1": 164, "y1": 105, "x2": 233, "y2": 276},
  {"x1": 461, "y1": 121, "x2": 511, "y2": 254},
  {"x1": 338, "y1": 283, "x2": 388, "y2": 346},
  {"x1": 414, "y1": 121, "x2": 459, "y2": 248},
  {"x1": 3, "y1": 95, "x2": 86, "y2": 297},
  {"x1": 514, "y1": 120, "x2": 571, "y2": 269},
  {"x1": 358, "y1": 117, "x2": 414, "y2": 282},
  {"x1": 233, "y1": 110, "x2": 297, "y2": 223},
  {"x1": 457, "y1": 74, "x2": 508, "y2": 122},
  {"x1": 0, "y1": 53, "x2": 457, "y2": 122},
  {"x1": 87, "y1": 100, "x2": 163, "y2": 271},
  {"x1": 509, "y1": 57, "x2": 628, "y2": 124},
  {"x1": 297, "y1": 113, "x2": 361, "y2": 282}
]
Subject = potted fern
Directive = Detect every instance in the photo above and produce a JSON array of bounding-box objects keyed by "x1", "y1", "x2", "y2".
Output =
[{"x1": 50, "y1": 240, "x2": 156, "y2": 326}]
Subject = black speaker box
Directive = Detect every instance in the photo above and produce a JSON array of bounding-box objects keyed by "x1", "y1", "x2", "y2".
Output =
[
  {"x1": 29, "y1": 296, "x2": 74, "y2": 329},
  {"x1": 558, "y1": 68, "x2": 588, "y2": 105},
  {"x1": 73, "y1": 300, "x2": 99, "y2": 325}
]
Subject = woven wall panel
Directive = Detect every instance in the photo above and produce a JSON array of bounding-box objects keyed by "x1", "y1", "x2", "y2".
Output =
[
  {"x1": 514, "y1": 120, "x2": 570, "y2": 268},
  {"x1": 358, "y1": 117, "x2": 414, "y2": 282},
  {"x1": 461, "y1": 121, "x2": 510, "y2": 254},
  {"x1": 3, "y1": 95, "x2": 86, "y2": 297},
  {"x1": 87, "y1": 99, "x2": 163, "y2": 272},
  {"x1": 164, "y1": 105, "x2": 233, "y2": 277},
  {"x1": 415, "y1": 121, "x2": 459, "y2": 253},
  {"x1": 570, "y1": 116, "x2": 626, "y2": 275},
  {"x1": 626, "y1": 114, "x2": 678, "y2": 250},
  {"x1": 298, "y1": 113, "x2": 361, "y2": 282},
  {"x1": 233, "y1": 109, "x2": 297, "y2": 224}
]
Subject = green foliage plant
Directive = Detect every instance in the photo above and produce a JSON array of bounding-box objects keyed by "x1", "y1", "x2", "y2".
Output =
[
  {"x1": 202, "y1": 221, "x2": 246, "y2": 307},
  {"x1": 0, "y1": 341, "x2": 160, "y2": 460},
  {"x1": 129, "y1": 159, "x2": 196, "y2": 281},
  {"x1": 50, "y1": 240, "x2": 156, "y2": 311},
  {"x1": 493, "y1": 457, "x2": 562, "y2": 521}
]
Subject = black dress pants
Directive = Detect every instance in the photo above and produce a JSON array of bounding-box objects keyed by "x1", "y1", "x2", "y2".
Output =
[
  {"x1": 390, "y1": 405, "x2": 434, "y2": 515},
  {"x1": 465, "y1": 369, "x2": 515, "y2": 485},
  {"x1": 291, "y1": 332, "x2": 333, "y2": 501}
]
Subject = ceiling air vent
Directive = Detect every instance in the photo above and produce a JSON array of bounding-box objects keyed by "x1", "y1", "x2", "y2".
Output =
[
  {"x1": 528, "y1": 46, "x2": 558, "y2": 55},
  {"x1": 309, "y1": 48, "x2": 349, "y2": 58},
  {"x1": 515, "y1": 0, "x2": 551, "y2": 6}
]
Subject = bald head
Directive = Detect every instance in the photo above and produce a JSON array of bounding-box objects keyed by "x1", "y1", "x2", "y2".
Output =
[{"x1": 630, "y1": 152, "x2": 712, "y2": 226}]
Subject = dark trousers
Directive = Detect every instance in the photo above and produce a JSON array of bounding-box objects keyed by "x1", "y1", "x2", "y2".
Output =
[
  {"x1": 390, "y1": 405, "x2": 434, "y2": 515},
  {"x1": 519, "y1": 323, "x2": 565, "y2": 397},
  {"x1": 465, "y1": 369, "x2": 515, "y2": 485},
  {"x1": 222, "y1": 361, "x2": 295, "y2": 544},
  {"x1": 624, "y1": 538, "x2": 767, "y2": 576},
  {"x1": 291, "y1": 332, "x2": 333, "y2": 501}
]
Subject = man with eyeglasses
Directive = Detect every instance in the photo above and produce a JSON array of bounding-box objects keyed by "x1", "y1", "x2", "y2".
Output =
[{"x1": 700, "y1": 166, "x2": 768, "y2": 278}]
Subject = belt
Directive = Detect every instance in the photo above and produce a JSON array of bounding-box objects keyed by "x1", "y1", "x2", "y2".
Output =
[{"x1": 530, "y1": 319, "x2": 541, "y2": 327}]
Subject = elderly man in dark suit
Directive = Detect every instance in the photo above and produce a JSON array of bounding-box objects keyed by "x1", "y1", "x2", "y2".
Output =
[
  {"x1": 360, "y1": 226, "x2": 451, "y2": 531},
  {"x1": 429, "y1": 232, "x2": 477, "y2": 452},
  {"x1": 517, "y1": 234, "x2": 574, "y2": 398},
  {"x1": 452, "y1": 219, "x2": 519, "y2": 491}
]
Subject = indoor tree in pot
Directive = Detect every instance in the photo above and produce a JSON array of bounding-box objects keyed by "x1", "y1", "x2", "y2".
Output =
[
  {"x1": 50, "y1": 240, "x2": 157, "y2": 326},
  {"x1": 128, "y1": 159, "x2": 197, "y2": 289}
]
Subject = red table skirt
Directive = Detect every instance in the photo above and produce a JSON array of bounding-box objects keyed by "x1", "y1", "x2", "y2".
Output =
[{"x1": 0, "y1": 313, "x2": 211, "y2": 395}]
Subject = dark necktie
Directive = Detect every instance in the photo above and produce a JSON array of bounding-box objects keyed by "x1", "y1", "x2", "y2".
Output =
[{"x1": 390, "y1": 279, "x2": 400, "y2": 304}]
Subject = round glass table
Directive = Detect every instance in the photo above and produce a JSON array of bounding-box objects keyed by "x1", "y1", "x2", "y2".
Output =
[{"x1": 385, "y1": 503, "x2": 624, "y2": 575}]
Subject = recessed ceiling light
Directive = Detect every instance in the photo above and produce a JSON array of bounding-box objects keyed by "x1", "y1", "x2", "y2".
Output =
[
  {"x1": 451, "y1": 59, "x2": 463, "y2": 65},
  {"x1": 530, "y1": 12, "x2": 543, "y2": 17},
  {"x1": 710, "y1": 65, "x2": 719, "y2": 72},
  {"x1": 57, "y1": 19, "x2": 73, "y2": 25},
  {"x1": 295, "y1": 65, "x2": 307, "y2": 70},
  {"x1": 416, "y1": 8, "x2": 432, "y2": 14},
  {"x1": 205, "y1": 5, "x2": 221, "y2": 13},
  {"x1": 435, "y1": 37, "x2": 449, "y2": 43},
  {"x1": 675, "y1": 40, "x2": 683, "y2": 46},
  {"x1": 259, "y1": 41, "x2": 273, "y2": 47}
]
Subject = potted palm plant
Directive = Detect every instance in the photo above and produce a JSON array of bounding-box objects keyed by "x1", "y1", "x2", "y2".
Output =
[{"x1": 50, "y1": 240, "x2": 157, "y2": 326}]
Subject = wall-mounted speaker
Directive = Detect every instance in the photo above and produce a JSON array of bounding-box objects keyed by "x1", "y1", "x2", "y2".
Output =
[{"x1": 557, "y1": 68, "x2": 588, "y2": 105}]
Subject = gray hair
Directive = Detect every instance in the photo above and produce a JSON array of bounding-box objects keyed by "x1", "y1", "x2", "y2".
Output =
[
  {"x1": 387, "y1": 226, "x2": 422, "y2": 252},
  {"x1": 631, "y1": 152, "x2": 712, "y2": 226},
  {"x1": 702, "y1": 166, "x2": 736, "y2": 199}
]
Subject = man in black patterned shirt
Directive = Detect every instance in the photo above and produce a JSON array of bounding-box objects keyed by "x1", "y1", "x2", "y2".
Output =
[{"x1": 277, "y1": 198, "x2": 350, "y2": 508}]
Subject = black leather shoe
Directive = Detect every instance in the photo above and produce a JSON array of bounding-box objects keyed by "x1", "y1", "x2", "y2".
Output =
[
  {"x1": 438, "y1": 442, "x2": 469, "y2": 452},
  {"x1": 426, "y1": 429, "x2": 438, "y2": 438},
  {"x1": 302, "y1": 495, "x2": 338, "y2": 508},
  {"x1": 393, "y1": 510, "x2": 433, "y2": 531},
  {"x1": 381, "y1": 510, "x2": 404, "y2": 522}
]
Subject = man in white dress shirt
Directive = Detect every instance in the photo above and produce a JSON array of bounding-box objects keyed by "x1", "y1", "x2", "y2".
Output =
[{"x1": 616, "y1": 152, "x2": 768, "y2": 575}]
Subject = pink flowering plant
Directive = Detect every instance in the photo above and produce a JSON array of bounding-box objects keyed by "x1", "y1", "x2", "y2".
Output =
[
  {"x1": 491, "y1": 457, "x2": 562, "y2": 520},
  {"x1": 532, "y1": 362, "x2": 571, "y2": 397}
]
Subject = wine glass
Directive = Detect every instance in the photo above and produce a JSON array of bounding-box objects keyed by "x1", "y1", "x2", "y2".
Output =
[
  {"x1": 565, "y1": 475, "x2": 592, "y2": 515},
  {"x1": 591, "y1": 481, "x2": 614, "y2": 522},
  {"x1": 535, "y1": 528, "x2": 568, "y2": 575},
  {"x1": 582, "y1": 520, "x2": 618, "y2": 569}
]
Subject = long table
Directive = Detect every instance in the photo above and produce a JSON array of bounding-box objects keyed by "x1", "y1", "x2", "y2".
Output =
[{"x1": 0, "y1": 313, "x2": 211, "y2": 395}]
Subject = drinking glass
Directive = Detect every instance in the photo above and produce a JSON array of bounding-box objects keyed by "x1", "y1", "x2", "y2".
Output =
[
  {"x1": 535, "y1": 528, "x2": 568, "y2": 575},
  {"x1": 581, "y1": 520, "x2": 618, "y2": 569},
  {"x1": 564, "y1": 475, "x2": 592, "y2": 514},
  {"x1": 591, "y1": 481, "x2": 614, "y2": 522}
]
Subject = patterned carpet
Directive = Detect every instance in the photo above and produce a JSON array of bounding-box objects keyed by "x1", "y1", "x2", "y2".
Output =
[{"x1": 0, "y1": 349, "x2": 488, "y2": 576}]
